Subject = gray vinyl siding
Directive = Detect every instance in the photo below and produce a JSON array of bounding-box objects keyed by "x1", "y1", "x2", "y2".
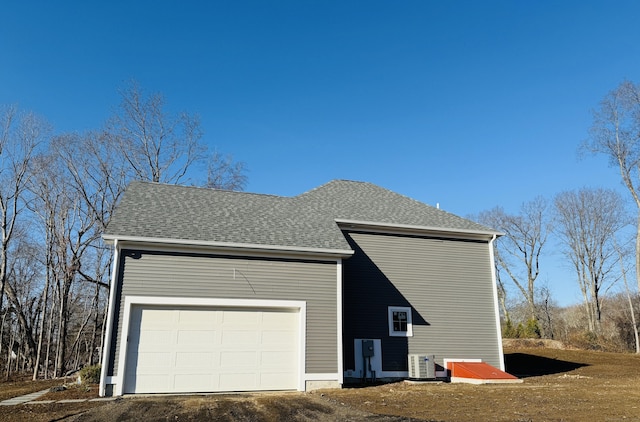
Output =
[
  {"x1": 343, "y1": 231, "x2": 501, "y2": 372},
  {"x1": 108, "y1": 249, "x2": 337, "y2": 377}
]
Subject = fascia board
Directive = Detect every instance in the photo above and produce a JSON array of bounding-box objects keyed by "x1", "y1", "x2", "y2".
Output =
[
  {"x1": 102, "y1": 234, "x2": 354, "y2": 258},
  {"x1": 335, "y1": 218, "x2": 504, "y2": 239}
]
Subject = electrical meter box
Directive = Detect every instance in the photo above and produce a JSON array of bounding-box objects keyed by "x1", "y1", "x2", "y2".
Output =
[{"x1": 362, "y1": 339, "x2": 374, "y2": 357}]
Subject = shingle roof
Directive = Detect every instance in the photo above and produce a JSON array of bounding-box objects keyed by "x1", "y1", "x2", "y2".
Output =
[{"x1": 104, "y1": 180, "x2": 497, "y2": 253}]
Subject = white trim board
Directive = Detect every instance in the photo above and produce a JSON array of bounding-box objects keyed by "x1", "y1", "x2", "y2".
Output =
[
  {"x1": 113, "y1": 295, "x2": 307, "y2": 396},
  {"x1": 335, "y1": 218, "x2": 502, "y2": 240},
  {"x1": 305, "y1": 373, "x2": 339, "y2": 381},
  {"x1": 103, "y1": 235, "x2": 354, "y2": 258},
  {"x1": 488, "y1": 235, "x2": 506, "y2": 371},
  {"x1": 336, "y1": 259, "x2": 344, "y2": 385},
  {"x1": 99, "y1": 240, "x2": 120, "y2": 397}
]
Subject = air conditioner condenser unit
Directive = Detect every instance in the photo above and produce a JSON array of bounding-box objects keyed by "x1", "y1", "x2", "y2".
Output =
[{"x1": 408, "y1": 354, "x2": 436, "y2": 379}]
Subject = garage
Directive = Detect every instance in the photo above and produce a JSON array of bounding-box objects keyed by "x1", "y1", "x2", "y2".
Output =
[{"x1": 122, "y1": 305, "x2": 300, "y2": 394}]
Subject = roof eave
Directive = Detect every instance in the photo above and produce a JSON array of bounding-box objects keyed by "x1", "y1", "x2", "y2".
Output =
[
  {"x1": 335, "y1": 218, "x2": 504, "y2": 240},
  {"x1": 102, "y1": 234, "x2": 354, "y2": 258}
]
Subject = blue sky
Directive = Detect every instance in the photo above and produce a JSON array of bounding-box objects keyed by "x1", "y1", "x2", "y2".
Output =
[{"x1": 2, "y1": 1, "x2": 639, "y2": 306}]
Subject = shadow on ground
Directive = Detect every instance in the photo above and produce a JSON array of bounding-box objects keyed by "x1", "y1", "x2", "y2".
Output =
[{"x1": 505, "y1": 352, "x2": 588, "y2": 377}]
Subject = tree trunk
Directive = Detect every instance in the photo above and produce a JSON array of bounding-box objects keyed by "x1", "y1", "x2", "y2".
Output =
[
  {"x1": 44, "y1": 291, "x2": 56, "y2": 380},
  {"x1": 68, "y1": 303, "x2": 93, "y2": 370},
  {"x1": 55, "y1": 292, "x2": 68, "y2": 377},
  {"x1": 0, "y1": 308, "x2": 6, "y2": 357},
  {"x1": 88, "y1": 281, "x2": 99, "y2": 366},
  {"x1": 636, "y1": 212, "x2": 640, "y2": 293},
  {"x1": 5, "y1": 324, "x2": 14, "y2": 379},
  {"x1": 626, "y1": 292, "x2": 640, "y2": 354},
  {"x1": 33, "y1": 269, "x2": 51, "y2": 380},
  {"x1": 0, "y1": 251, "x2": 7, "y2": 343},
  {"x1": 98, "y1": 298, "x2": 108, "y2": 365}
]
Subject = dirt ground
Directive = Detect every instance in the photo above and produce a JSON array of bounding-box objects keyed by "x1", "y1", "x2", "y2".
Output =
[{"x1": 2, "y1": 342, "x2": 640, "y2": 421}]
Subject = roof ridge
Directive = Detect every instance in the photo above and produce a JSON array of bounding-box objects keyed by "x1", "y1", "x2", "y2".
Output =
[
  {"x1": 295, "y1": 179, "x2": 371, "y2": 197},
  {"x1": 129, "y1": 180, "x2": 286, "y2": 199}
]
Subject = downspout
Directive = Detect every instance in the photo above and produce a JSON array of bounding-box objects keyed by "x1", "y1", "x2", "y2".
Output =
[
  {"x1": 488, "y1": 234, "x2": 505, "y2": 371},
  {"x1": 99, "y1": 239, "x2": 120, "y2": 397}
]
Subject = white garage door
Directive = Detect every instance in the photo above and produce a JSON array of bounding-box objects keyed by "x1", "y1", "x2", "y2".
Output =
[{"x1": 123, "y1": 306, "x2": 299, "y2": 394}]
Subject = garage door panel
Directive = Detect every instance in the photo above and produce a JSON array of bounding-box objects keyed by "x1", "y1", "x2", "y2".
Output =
[
  {"x1": 222, "y1": 310, "x2": 261, "y2": 324},
  {"x1": 219, "y1": 372, "x2": 258, "y2": 390},
  {"x1": 261, "y1": 372, "x2": 296, "y2": 389},
  {"x1": 221, "y1": 329, "x2": 260, "y2": 345},
  {"x1": 136, "y1": 352, "x2": 172, "y2": 367},
  {"x1": 175, "y1": 352, "x2": 215, "y2": 368},
  {"x1": 178, "y1": 309, "x2": 218, "y2": 324},
  {"x1": 220, "y1": 350, "x2": 257, "y2": 366},
  {"x1": 124, "y1": 305, "x2": 299, "y2": 394},
  {"x1": 138, "y1": 330, "x2": 174, "y2": 347},
  {"x1": 174, "y1": 374, "x2": 216, "y2": 391},
  {"x1": 261, "y1": 351, "x2": 295, "y2": 367},
  {"x1": 176, "y1": 329, "x2": 216, "y2": 347},
  {"x1": 262, "y1": 311, "x2": 295, "y2": 325},
  {"x1": 262, "y1": 330, "x2": 295, "y2": 344},
  {"x1": 140, "y1": 309, "x2": 176, "y2": 326},
  {"x1": 132, "y1": 374, "x2": 170, "y2": 392}
]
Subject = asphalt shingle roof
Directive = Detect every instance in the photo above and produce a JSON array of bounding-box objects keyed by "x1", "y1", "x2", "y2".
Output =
[{"x1": 104, "y1": 180, "x2": 497, "y2": 252}]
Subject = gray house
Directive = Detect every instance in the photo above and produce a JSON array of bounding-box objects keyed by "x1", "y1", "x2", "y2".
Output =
[{"x1": 99, "y1": 180, "x2": 503, "y2": 396}]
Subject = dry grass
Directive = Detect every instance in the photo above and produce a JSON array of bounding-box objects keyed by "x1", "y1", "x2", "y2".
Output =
[
  {"x1": 33, "y1": 383, "x2": 99, "y2": 401},
  {"x1": 319, "y1": 347, "x2": 640, "y2": 421},
  {"x1": 0, "y1": 377, "x2": 69, "y2": 402}
]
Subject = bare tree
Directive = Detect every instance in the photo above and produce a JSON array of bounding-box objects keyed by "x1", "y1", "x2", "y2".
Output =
[
  {"x1": 205, "y1": 151, "x2": 247, "y2": 190},
  {"x1": 105, "y1": 81, "x2": 248, "y2": 190},
  {"x1": 478, "y1": 197, "x2": 550, "y2": 327},
  {"x1": 105, "y1": 81, "x2": 206, "y2": 184},
  {"x1": 53, "y1": 131, "x2": 128, "y2": 232},
  {"x1": 494, "y1": 263, "x2": 511, "y2": 324},
  {"x1": 3, "y1": 235, "x2": 42, "y2": 370},
  {"x1": 474, "y1": 213, "x2": 510, "y2": 324},
  {"x1": 554, "y1": 188, "x2": 628, "y2": 333},
  {"x1": 585, "y1": 80, "x2": 640, "y2": 292},
  {"x1": 24, "y1": 147, "x2": 90, "y2": 376},
  {"x1": 536, "y1": 285, "x2": 558, "y2": 339},
  {"x1": 0, "y1": 106, "x2": 45, "y2": 355}
]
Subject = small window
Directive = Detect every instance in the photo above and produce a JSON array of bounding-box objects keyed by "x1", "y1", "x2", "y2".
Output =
[{"x1": 388, "y1": 306, "x2": 413, "y2": 337}]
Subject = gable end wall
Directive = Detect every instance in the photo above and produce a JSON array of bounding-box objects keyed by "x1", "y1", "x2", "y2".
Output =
[{"x1": 342, "y1": 231, "x2": 501, "y2": 372}]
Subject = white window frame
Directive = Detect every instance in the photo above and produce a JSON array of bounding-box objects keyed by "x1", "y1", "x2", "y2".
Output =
[{"x1": 388, "y1": 306, "x2": 413, "y2": 337}]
